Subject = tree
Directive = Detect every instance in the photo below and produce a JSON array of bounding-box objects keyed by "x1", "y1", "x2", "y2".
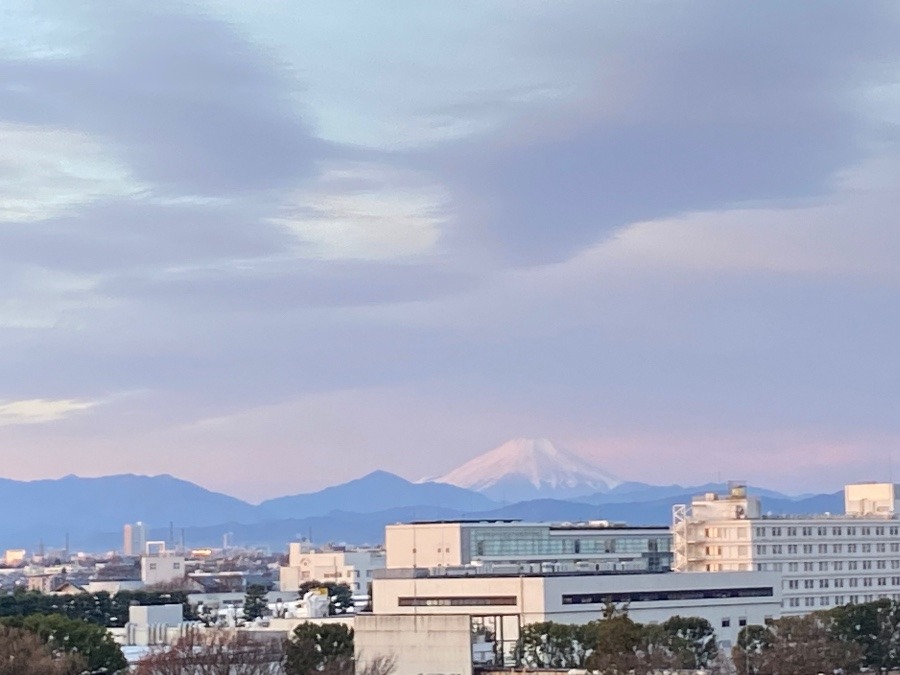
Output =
[
  {"x1": 243, "y1": 584, "x2": 268, "y2": 622},
  {"x1": 830, "y1": 598, "x2": 900, "y2": 671},
  {"x1": 0, "y1": 624, "x2": 84, "y2": 675},
  {"x1": 659, "y1": 615, "x2": 718, "y2": 669},
  {"x1": 134, "y1": 628, "x2": 283, "y2": 675},
  {"x1": 734, "y1": 615, "x2": 862, "y2": 675},
  {"x1": 732, "y1": 623, "x2": 774, "y2": 675},
  {"x1": 284, "y1": 622, "x2": 354, "y2": 675},
  {"x1": 2, "y1": 613, "x2": 127, "y2": 674},
  {"x1": 298, "y1": 581, "x2": 354, "y2": 616},
  {"x1": 582, "y1": 606, "x2": 646, "y2": 674},
  {"x1": 516, "y1": 622, "x2": 586, "y2": 668}
]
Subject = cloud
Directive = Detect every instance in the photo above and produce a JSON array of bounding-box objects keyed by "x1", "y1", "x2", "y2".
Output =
[
  {"x1": 0, "y1": 1, "x2": 322, "y2": 196},
  {"x1": 0, "y1": 398, "x2": 96, "y2": 426}
]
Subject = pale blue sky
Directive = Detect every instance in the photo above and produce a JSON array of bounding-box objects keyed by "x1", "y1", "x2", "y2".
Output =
[{"x1": 1, "y1": 1, "x2": 899, "y2": 501}]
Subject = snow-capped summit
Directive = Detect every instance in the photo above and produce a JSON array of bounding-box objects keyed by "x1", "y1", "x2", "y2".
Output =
[{"x1": 431, "y1": 438, "x2": 621, "y2": 502}]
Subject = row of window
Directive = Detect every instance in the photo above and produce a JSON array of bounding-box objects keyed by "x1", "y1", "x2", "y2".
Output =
[
  {"x1": 561, "y1": 586, "x2": 774, "y2": 605},
  {"x1": 398, "y1": 596, "x2": 517, "y2": 607},
  {"x1": 786, "y1": 576, "x2": 900, "y2": 589},
  {"x1": 755, "y1": 542, "x2": 900, "y2": 555},
  {"x1": 784, "y1": 593, "x2": 900, "y2": 608},
  {"x1": 756, "y1": 525, "x2": 899, "y2": 537},
  {"x1": 756, "y1": 560, "x2": 900, "y2": 572}
]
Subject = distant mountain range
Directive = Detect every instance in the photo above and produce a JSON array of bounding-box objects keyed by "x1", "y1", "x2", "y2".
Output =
[{"x1": 0, "y1": 438, "x2": 845, "y2": 551}]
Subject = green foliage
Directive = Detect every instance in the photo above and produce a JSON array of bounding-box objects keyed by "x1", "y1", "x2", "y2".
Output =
[
  {"x1": 733, "y1": 614, "x2": 861, "y2": 675},
  {"x1": 284, "y1": 622, "x2": 354, "y2": 675},
  {"x1": 243, "y1": 584, "x2": 269, "y2": 622},
  {"x1": 516, "y1": 621, "x2": 588, "y2": 667},
  {"x1": 2, "y1": 613, "x2": 127, "y2": 673},
  {"x1": 0, "y1": 589, "x2": 191, "y2": 627},
  {"x1": 298, "y1": 580, "x2": 354, "y2": 615},
  {"x1": 829, "y1": 598, "x2": 900, "y2": 671},
  {"x1": 659, "y1": 615, "x2": 718, "y2": 669}
]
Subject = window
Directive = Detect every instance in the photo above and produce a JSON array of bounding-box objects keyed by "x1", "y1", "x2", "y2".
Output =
[
  {"x1": 803, "y1": 544, "x2": 813, "y2": 554},
  {"x1": 399, "y1": 596, "x2": 517, "y2": 607},
  {"x1": 739, "y1": 618, "x2": 747, "y2": 627},
  {"x1": 820, "y1": 596, "x2": 830, "y2": 606},
  {"x1": 755, "y1": 527, "x2": 767, "y2": 537},
  {"x1": 819, "y1": 562, "x2": 829, "y2": 571},
  {"x1": 148, "y1": 563, "x2": 157, "y2": 570},
  {"x1": 772, "y1": 545, "x2": 783, "y2": 554},
  {"x1": 788, "y1": 580, "x2": 799, "y2": 589},
  {"x1": 834, "y1": 562, "x2": 844, "y2": 571},
  {"x1": 863, "y1": 544, "x2": 872, "y2": 553},
  {"x1": 802, "y1": 527, "x2": 813, "y2": 536},
  {"x1": 721, "y1": 618, "x2": 731, "y2": 628},
  {"x1": 805, "y1": 597, "x2": 815, "y2": 607},
  {"x1": 804, "y1": 562, "x2": 814, "y2": 572},
  {"x1": 787, "y1": 527, "x2": 797, "y2": 537},
  {"x1": 864, "y1": 578, "x2": 873, "y2": 587},
  {"x1": 789, "y1": 598, "x2": 800, "y2": 607},
  {"x1": 819, "y1": 579, "x2": 830, "y2": 588},
  {"x1": 560, "y1": 587, "x2": 775, "y2": 605},
  {"x1": 878, "y1": 560, "x2": 887, "y2": 570},
  {"x1": 818, "y1": 544, "x2": 828, "y2": 554},
  {"x1": 756, "y1": 545, "x2": 768, "y2": 555},
  {"x1": 818, "y1": 527, "x2": 827, "y2": 536},
  {"x1": 891, "y1": 527, "x2": 899, "y2": 536},
  {"x1": 833, "y1": 527, "x2": 843, "y2": 536},
  {"x1": 877, "y1": 527, "x2": 885, "y2": 536},
  {"x1": 849, "y1": 561, "x2": 858, "y2": 570},
  {"x1": 862, "y1": 527, "x2": 872, "y2": 536},
  {"x1": 172, "y1": 563, "x2": 180, "y2": 570},
  {"x1": 835, "y1": 579, "x2": 845, "y2": 588},
  {"x1": 848, "y1": 544, "x2": 858, "y2": 553},
  {"x1": 833, "y1": 544, "x2": 843, "y2": 554},
  {"x1": 788, "y1": 545, "x2": 798, "y2": 554},
  {"x1": 848, "y1": 527, "x2": 857, "y2": 536},
  {"x1": 804, "y1": 580, "x2": 814, "y2": 589},
  {"x1": 789, "y1": 563, "x2": 799, "y2": 572},
  {"x1": 877, "y1": 543, "x2": 887, "y2": 553},
  {"x1": 771, "y1": 527, "x2": 782, "y2": 536},
  {"x1": 863, "y1": 561, "x2": 873, "y2": 570},
  {"x1": 850, "y1": 578, "x2": 859, "y2": 587}
]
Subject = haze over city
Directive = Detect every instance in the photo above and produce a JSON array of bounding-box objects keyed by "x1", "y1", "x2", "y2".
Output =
[{"x1": 2, "y1": 1, "x2": 900, "y2": 501}]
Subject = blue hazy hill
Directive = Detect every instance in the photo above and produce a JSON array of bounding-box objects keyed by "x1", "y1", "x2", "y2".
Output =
[{"x1": 258, "y1": 470, "x2": 498, "y2": 518}]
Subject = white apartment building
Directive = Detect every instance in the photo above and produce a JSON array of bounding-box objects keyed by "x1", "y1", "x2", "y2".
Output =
[
  {"x1": 141, "y1": 552, "x2": 186, "y2": 586},
  {"x1": 279, "y1": 544, "x2": 384, "y2": 593},
  {"x1": 385, "y1": 520, "x2": 672, "y2": 572},
  {"x1": 673, "y1": 482, "x2": 900, "y2": 615}
]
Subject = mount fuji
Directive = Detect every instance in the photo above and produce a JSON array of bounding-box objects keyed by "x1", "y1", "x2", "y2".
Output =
[{"x1": 431, "y1": 438, "x2": 621, "y2": 502}]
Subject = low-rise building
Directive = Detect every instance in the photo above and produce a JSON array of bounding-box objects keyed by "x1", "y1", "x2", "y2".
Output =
[
  {"x1": 385, "y1": 520, "x2": 672, "y2": 572},
  {"x1": 279, "y1": 544, "x2": 384, "y2": 594}
]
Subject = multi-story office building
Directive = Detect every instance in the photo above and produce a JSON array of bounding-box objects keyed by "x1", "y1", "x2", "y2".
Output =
[
  {"x1": 673, "y1": 482, "x2": 900, "y2": 614},
  {"x1": 385, "y1": 520, "x2": 672, "y2": 572},
  {"x1": 123, "y1": 522, "x2": 147, "y2": 557},
  {"x1": 279, "y1": 543, "x2": 385, "y2": 593}
]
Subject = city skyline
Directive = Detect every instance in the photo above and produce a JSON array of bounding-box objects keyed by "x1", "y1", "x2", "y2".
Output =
[{"x1": 2, "y1": 2, "x2": 900, "y2": 501}]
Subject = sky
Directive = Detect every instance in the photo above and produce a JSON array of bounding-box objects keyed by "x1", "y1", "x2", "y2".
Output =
[{"x1": 2, "y1": 1, "x2": 900, "y2": 502}]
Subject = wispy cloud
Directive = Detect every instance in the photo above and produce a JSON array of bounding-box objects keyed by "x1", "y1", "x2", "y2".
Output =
[{"x1": 0, "y1": 398, "x2": 97, "y2": 426}]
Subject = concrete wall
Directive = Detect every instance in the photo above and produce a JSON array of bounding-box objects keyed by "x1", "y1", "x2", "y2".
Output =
[
  {"x1": 385, "y1": 524, "x2": 463, "y2": 569},
  {"x1": 355, "y1": 614, "x2": 472, "y2": 675}
]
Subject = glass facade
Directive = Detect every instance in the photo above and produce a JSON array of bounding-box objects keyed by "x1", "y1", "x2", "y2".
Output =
[{"x1": 466, "y1": 526, "x2": 673, "y2": 571}]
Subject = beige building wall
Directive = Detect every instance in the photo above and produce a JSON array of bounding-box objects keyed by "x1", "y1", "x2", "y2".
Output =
[
  {"x1": 355, "y1": 614, "x2": 473, "y2": 675},
  {"x1": 141, "y1": 554, "x2": 185, "y2": 586},
  {"x1": 384, "y1": 523, "x2": 464, "y2": 568},
  {"x1": 845, "y1": 483, "x2": 899, "y2": 516},
  {"x1": 281, "y1": 547, "x2": 385, "y2": 593}
]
